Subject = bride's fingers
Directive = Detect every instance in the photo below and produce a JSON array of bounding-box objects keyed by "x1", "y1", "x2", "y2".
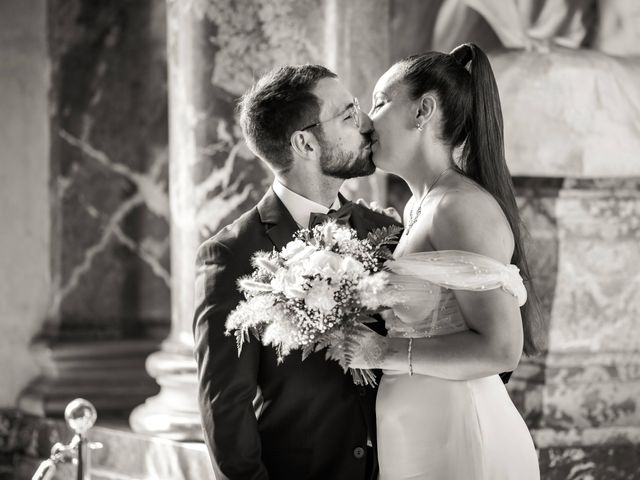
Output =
[
  {"x1": 384, "y1": 207, "x2": 402, "y2": 222},
  {"x1": 355, "y1": 198, "x2": 368, "y2": 207}
]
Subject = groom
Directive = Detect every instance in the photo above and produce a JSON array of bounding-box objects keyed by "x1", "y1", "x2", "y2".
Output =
[{"x1": 193, "y1": 64, "x2": 400, "y2": 480}]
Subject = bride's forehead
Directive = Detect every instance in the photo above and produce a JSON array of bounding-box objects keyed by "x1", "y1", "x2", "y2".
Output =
[{"x1": 373, "y1": 66, "x2": 405, "y2": 97}]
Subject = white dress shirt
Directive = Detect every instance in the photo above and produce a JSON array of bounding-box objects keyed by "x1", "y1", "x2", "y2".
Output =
[{"x1": 272, "y1": 180, "x2": 341, "y2": 228}]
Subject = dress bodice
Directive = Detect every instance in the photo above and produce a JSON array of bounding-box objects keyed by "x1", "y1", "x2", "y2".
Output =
[
  {"x1": 385, "y1": 286, "x2": 468, "y2": 338},
  {"x1": 382, "y1": 250, "x2": 527, "y2": 339}
]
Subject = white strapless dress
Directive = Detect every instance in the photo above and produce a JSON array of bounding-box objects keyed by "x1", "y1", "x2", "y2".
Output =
[{"x1": 376, "y1": 251, "x2": 540, "y2": 480}]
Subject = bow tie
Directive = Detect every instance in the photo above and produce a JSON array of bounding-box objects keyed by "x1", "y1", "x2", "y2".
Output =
[{"x1": 308, "y1": 202, "x2": 354, "y2": 229}]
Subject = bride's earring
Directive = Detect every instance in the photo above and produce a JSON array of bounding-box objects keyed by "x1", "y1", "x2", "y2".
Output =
[{"x1": 416, "y1": 123, "x2": 423, "y2": 132}]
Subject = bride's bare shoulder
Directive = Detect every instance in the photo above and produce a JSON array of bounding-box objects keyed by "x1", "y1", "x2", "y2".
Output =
[{"x1": 431, "y1": 183, "x2": 514, "y2": 263}]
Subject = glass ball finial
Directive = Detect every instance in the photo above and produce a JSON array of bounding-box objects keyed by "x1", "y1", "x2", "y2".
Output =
[{"x1": 64, "y1": 398, "x2": 97, "y2": 434}]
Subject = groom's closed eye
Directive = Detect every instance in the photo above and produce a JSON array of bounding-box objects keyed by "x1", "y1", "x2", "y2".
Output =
[{"x1": 342, "y1": 103, "x2": 355, "y2": 121}]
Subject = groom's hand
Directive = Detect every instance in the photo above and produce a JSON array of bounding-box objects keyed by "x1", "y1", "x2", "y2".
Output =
[{"x1": 355, "y1": 198, "x2": 402, "y2": 223}]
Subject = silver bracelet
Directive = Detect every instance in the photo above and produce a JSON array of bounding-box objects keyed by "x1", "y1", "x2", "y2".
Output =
[{"x1": 408, "y1": 338, "x2": 414, "y2": 376}]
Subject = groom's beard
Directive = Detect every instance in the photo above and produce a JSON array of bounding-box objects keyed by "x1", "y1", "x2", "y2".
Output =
[{"x1": 319, "y1": 138, "x2": 376, "y2": 179}]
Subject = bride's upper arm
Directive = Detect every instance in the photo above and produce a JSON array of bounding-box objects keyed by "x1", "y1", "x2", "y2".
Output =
[{"x1": 430, "y1": 191, "x2": 522, "y2": 368}]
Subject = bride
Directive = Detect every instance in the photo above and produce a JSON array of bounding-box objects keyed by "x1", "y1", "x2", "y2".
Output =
[{"x1": 351, "y1": 43, "x2": 544, "y2": 479}]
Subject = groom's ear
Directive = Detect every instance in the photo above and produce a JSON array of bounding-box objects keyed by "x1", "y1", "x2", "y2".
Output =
[
  {"x1": 416, "y1": 93, "x2": 437, "y2": 125},
  {"x1": 290, "y1": 131, "x2": 317, "y2": 159}
]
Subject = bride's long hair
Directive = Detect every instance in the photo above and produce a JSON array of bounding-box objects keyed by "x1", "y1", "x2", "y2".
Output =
[{"x1": 396, "y1": 44, "x2": 545, "y2": 356}]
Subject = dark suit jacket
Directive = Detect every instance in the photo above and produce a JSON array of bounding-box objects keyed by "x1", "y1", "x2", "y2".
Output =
[{"x1": 193, "y1": 188, "x2": 401, "y2": 480}]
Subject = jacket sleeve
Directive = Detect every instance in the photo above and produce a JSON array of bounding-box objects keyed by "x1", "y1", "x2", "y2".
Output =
[{"x1": 193, "y1": 239, "x2": 268, "y2": 480}]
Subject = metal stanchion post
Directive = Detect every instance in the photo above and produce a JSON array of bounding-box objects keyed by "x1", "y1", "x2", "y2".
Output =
[{"x1": 31, "y1": 399, "x2": 102, "y2": 480}]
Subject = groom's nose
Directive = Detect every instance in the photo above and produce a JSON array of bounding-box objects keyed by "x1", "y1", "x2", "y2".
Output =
[{"x1": 358, "y1": 111, "x2": 373, "y2": 135}]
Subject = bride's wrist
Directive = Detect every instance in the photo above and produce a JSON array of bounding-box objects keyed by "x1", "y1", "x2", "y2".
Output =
[{"x1": 382, "y1": 337, "x2": 411, "y2": 372}]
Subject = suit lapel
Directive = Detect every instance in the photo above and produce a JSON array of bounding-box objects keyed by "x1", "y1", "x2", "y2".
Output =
[
  {"x1": 347, "y1": 203, "x2": 384, "y2": 240},
  {"x1": 257, "y1": 187, "x2": 300, "y2": 250}
]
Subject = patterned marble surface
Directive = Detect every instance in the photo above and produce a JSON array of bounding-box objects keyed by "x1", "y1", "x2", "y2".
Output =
[
  {"x1": 48, "y1": 0, "x2": 171, "y2": 340},
  {"x1": 549, "y1": 183, "x2": 640, "y2": 353},
  {"x1": 539, "y1": 444, "x2": 640, "y2": 480},
  {"x1": 17, "y1": 0, "x2": 172, "y2": 421}
]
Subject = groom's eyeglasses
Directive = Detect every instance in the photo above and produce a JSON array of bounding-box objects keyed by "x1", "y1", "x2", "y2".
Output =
[{"x1": 299, "y1": 98, "x2": 362, "y2": 131}]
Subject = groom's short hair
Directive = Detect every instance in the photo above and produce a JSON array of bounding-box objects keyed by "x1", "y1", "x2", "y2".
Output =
[{"x1": 238, "y1": 64, "x2": 337, "y2": 172}]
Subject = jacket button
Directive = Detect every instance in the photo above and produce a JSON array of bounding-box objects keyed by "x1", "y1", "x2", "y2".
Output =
[{"x1": 353, "y1": 446, "x2": 365, "y2": 459}]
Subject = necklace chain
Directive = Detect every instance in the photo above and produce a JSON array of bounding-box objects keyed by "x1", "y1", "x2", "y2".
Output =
[{"x1": 404, "y1": 167, "x2": 453, "y2": 235}]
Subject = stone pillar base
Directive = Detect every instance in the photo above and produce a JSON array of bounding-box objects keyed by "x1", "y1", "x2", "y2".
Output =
[
  {"x1": 129, "y1": 345, "x2": 202, "y2": 441},
  {"x1": 509, "y1": 352, "x2": 640, "y2": 479},
  {"x1": 18, "y1": 339, "x2": 160, "y2": 418}
]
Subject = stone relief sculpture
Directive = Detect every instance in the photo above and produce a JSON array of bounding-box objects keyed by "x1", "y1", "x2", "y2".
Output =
[
  {"x1": 434, "y1": 0, "x2": 598, "y2": 52},
  {"x1": 431, "y1": 0, "x2": 640, "y2": 177}
]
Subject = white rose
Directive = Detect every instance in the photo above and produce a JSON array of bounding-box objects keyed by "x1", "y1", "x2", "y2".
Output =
[
  {"x1": 306, "y1": 250, "x2": 343, "y2": 277},
  {"x1": 305, "y1": 279, "x2": 338, "y2": 314},
  {"x1": 339, "y1": 256, "x2": 366, "y2": 276},
  {"x1": 271, "y1": 265, "x2": 307, "y2": 299},
  {"x1": 280, "y1": 239, "x2": 306, "y2": 260}
]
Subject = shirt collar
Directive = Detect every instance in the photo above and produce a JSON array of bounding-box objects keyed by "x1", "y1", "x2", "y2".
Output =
[{"x1": 272, "y1": 180, "x2": 341, "y2": 228}]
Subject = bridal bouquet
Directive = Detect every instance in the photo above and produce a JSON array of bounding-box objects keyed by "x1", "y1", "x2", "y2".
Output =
[{"x1": 225, "y1": 221, "x2": 402, "y2": 386}]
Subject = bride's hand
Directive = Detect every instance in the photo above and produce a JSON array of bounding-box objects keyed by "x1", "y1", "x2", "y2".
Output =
[
  {"x1": 355, "y1": 198, "x2": 402, "y2": 224},
  {"x1": 347, "y1": 327, "x2": 388, "y2": 370}
]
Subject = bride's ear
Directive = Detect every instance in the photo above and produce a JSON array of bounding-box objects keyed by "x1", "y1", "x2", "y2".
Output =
[{"x1": 415, "y1": 93, "x2": 437, "y2": 127}]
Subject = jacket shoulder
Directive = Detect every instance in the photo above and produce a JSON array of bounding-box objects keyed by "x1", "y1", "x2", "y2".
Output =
[
  {"x1": 352, "y1": 202, "x2": 403, "y2": 229},
  {"x1": 196, "y1": 206, "x2": 263, "y2": 263}
]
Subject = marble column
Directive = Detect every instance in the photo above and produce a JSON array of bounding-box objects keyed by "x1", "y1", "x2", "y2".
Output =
[
  {"x1": 130, "y1": 0, "x2": 392, "y2": 439},
  {"x1": 18, "y1": 0, "x2": 170, "y2": 419}
]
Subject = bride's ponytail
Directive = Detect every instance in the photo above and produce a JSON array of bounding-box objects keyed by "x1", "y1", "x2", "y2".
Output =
[
  {"x1": 451, "y1": 43, "x2": 512, "y2": 216},
  {"x1": 452, "y1": 43, "x2": 545, "y2": 356},
  {"x1": 397, "y1": 45, "x2": 545, "y2": 356}
]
